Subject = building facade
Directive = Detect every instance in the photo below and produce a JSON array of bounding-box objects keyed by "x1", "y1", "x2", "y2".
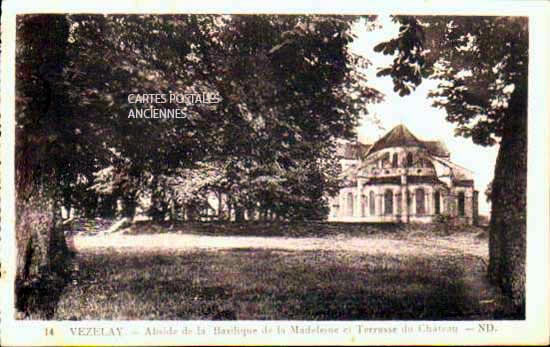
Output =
[{"x1": 329, "y1": 125, "x2": 479, "y2": 224}]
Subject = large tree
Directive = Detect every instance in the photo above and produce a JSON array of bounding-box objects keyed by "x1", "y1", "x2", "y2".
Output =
[
  {"x1": 373, "y1": 16, "x2": 527, "y2": 314},
  {"x1": 15, "y1": 14, "x2": 75, "y2": 316},
  {"x1": 14, "y1": 14, "x2": 380, "y2": 314}
]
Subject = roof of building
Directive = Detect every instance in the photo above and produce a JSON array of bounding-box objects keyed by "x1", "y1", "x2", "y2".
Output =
[
  {"x1": 335, "y1": 142, "x2": 372, "y2": 160},
  {"x1": 366, "y1": 125, "x2": 423, "y2": 156},
  {"x1": 335, "y1": 125, "x2": 451, "y2": 162},
  {"x1": 423, "y1": 141, "x2": 450, "y2": 158},
  {"x1": 431, "y1": 156, "x2": 474, "y2": 181},
  {"x1": 365, "y1": 124, "x2": 450, "y2": 158}
]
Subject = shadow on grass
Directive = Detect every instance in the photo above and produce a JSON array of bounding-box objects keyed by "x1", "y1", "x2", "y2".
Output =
[
  {"x1": 16, "y1": 253, "x2": 74, "y2": 319},
  {"x1": 122, "y1": 220, "x2": 408, "y2": 238},
  {"x1": 51, "y1": 247, "x2": 519, "y2": 320}
]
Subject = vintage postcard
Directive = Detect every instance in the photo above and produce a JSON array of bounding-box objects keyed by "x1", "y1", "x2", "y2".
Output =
[{"x1": 1, "y1": 0, "x2": 549, "y2": 345}]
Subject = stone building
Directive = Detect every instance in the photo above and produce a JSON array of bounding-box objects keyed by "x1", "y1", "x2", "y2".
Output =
[{"x1": 328, "y1": 125, "x2": 479, "y2": 224}]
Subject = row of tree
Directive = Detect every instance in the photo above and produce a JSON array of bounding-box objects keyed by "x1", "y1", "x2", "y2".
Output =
[{"x1": 17, "y1": 15, "x2": 380, "y2": 224}]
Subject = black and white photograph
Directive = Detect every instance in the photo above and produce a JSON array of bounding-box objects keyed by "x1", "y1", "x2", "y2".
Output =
[{"x1": 1, "y1": 0, "x2": 549, "y2": 345}]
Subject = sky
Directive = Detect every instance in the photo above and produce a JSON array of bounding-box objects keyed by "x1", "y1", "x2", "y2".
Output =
[{"x1": 349, "y1": 16, "x2": 498, "y2": 216}]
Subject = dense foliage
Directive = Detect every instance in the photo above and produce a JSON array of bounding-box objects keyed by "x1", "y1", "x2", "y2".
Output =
[
  {"x1": 17, "y1": 15, "x2": 381, "y2": 223},
  {"x1": 374, "y1": 16, "x2": 527, "y2": 146}
]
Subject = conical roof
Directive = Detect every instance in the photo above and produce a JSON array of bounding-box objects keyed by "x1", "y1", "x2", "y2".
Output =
[{"x1": 366, "y1": 124, "x2": 424, "y2": 156}]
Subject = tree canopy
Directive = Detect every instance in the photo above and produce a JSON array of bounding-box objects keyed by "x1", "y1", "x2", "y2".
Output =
[
  {"x1": 374, "y1": 16, "x2": 527, "y2": 145},
  {"x1": 16, "y1": 14, "x2": 382, "y2": 222}
]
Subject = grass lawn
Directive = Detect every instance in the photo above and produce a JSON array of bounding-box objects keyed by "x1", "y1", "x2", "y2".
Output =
[{"x1": 50, "y1": 225, "x2": 517, "y2": 320}]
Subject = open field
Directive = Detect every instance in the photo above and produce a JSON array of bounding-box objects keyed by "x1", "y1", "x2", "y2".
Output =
[{"x1": 47, "y1": 223, "x2": 518, "y2": 320}]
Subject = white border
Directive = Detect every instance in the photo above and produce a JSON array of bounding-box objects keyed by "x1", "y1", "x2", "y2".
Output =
[
  {"x1": 1, "y1": 1, "x2": 549, "y2": 345},
  {"x1": 1, "y1": 0, "x2": 17, "y2": 331}
]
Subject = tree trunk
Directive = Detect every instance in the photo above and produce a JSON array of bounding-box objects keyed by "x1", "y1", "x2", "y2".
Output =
[
  {"x1": 15, "y1": 191, "x2": 70, "y2": 317},
  {"x1": 168, "y1": 198, "x2": 176, "y2": 221},
  {"x1": 225, "y1": 197, "x2": 232, "y2": 221},
  {"x1": 98, "y1": 194, "x2": 117, "y2": 218},
  {"x1": 149, "y1": 176, "x2": 168, "y2": 222},
  {"x1": 217, "y1": 190, "x2": 223, "y2": 220},
  {"x1": 235, "y1": 206, "x2": 245, "y2": 222},
  {"x1": 186, "y1": 204, "x2": 197, "y2": 222},
  {"x1": 15, "y1": 14, "x2": 72, "y2": 317},
  {"x1": 488, "y1": 108, "x2": 527, "y2": 315},
  {"x1": 120, "y1": 189, "x2": 138, "y2": 220}
]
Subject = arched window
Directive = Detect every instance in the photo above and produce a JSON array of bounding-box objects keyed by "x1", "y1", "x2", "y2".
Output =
[
  {"x1": 347, "y1": 192, "x2": 354, "y2": 216},
  {"x1": 406, "y1": 152, "x2": 413, "y2": 167},
  {"x1": 361, "y1": 195, "x2": 367, "y2": 217},
  {"x1": 392, "y1": 153, "x2": 398, "y2": 168},
  {"x1": 396, "y1": 193, "x2": 402, "y2": 214},
  {"x1": 384, "y1": 189, "x2": 393, "y2": 215},
  {"x1": 406, "y1": 190, "x2": 411, "y2": 214},
  {"x1": 369, "y1": 191, "x2": 375, "y2": 216},
  {"x1": 458, "y1": 192, "x2": 465, "y2": 216},
  {"x1": 416, "y1": 188, "x2": 425, "y2": 215},
  {"x1": 434, "y1": 191, "x2": 441, "y2": 214}
]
